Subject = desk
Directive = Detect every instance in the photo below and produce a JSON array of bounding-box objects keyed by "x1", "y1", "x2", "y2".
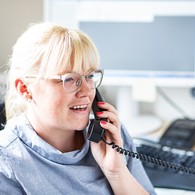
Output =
[
  {"x1": 132, "y1": 120, "x2": 170, "y2": 141},
  {"x1": 133, "y1": 121, "x2": 195, "y2": 195},
  {"x1": 155, "y1": 188, "x2": 195, "y2": 195}
]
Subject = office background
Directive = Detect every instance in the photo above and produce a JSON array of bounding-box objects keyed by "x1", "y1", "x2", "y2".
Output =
[
  {"x1": 1, "y1": 0, "x2": 195, "y2": 134},
  {"x1": 0, "y1": 0, "x2": 43, "y2": 102}
]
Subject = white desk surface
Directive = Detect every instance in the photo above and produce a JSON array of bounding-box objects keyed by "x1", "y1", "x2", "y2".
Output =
[
  {"x1": 155, "y1": 188, "x2": 195, "y2": 195},
  {"x1": 133, "y1": 121, "x2": 195, "y2": 195}
]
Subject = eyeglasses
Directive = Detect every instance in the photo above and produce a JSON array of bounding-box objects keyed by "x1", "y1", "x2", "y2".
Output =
[{"x1": 24, "y1": 69, "x2": 104, "y2": 92}]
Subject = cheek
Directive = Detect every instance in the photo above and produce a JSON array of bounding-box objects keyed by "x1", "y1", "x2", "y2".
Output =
[
  {"x1": 32, "y1": 84, "x2": 65, "y2": 113},
  {"x1": 46, "y1": 94, "x2": 67, "y2": 113},
  {"x1": 90, "y1": 90, "x2": 96, "y2": 103}
]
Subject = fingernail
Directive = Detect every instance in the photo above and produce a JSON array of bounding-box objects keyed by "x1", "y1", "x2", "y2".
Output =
[
  {"x1": 100, "y1": 120, "x2": 107, "y2": 124},
  {"x1": 96, "y1": 112, "x2": 103, "y2": 115},
  {"x1": 98, "y1": 102, "x2": 105, "y2": 105}
]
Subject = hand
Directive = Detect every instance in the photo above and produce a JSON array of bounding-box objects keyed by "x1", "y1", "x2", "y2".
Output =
[
  {"x1": 90, "y1": 102, "x2": 126, "y2": 175},
  {"x1": 90, "y1": 102, "x2": 149, "y2": 195}
]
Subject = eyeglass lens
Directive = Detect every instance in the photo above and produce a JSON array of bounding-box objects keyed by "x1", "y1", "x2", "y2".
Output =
[{"x1": 62, "y1": 71, "x2": 102, "y2": 92}]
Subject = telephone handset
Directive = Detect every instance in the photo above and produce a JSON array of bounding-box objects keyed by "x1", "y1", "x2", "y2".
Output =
[
  {"x1": 87, "y1": 89, "x2": 106, "y2": 143},
  {"x1": 87, "y1": 89, "x2": 195, "y2": 176}
]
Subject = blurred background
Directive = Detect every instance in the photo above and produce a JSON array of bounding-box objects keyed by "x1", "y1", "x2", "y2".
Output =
[
  {"x1": 1, "y1": 0, "x2": 195, "y2": 138},
  {"x1": 0, "y1": 0, "x2": 43, "y2": 102}
]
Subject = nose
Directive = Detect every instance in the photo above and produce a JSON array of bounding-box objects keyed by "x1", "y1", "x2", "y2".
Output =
[{"x1": 76, "y1": 77, "x2": 92, "y2": 96}]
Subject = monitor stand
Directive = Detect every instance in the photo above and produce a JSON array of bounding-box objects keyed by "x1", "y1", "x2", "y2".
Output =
[{"x1": 117, "y1": 86, "x2": 162, "y2": 137}]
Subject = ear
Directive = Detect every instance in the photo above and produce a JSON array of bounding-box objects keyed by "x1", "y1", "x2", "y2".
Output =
[{"x1": 15, "y1": 78, "x2": 29, "y2": 96}]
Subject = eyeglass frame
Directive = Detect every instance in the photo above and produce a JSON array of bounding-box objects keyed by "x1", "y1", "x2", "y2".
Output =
[{"x1": 24, "y1": 69, "x2": 104, "y2": 93}]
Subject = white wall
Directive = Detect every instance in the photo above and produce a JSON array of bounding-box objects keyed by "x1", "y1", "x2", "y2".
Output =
[
  {"x1": 0, "y1": 0, "x2": 43, "y2": 101},
  {"x1": 0, "y1": 0, "x2": 43, "y2": 71}
]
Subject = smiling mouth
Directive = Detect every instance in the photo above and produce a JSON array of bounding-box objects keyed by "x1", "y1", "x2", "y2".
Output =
[{"x1": 70, "y1": 105, "x2": 87, "y2": 111}]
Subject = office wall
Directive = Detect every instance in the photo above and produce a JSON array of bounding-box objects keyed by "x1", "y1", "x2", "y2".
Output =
[
  {"x1": 0, "y1": 0, "x2": 43, "y2": 101},
  {"x1": 0, "y1": 0, "x2": 43, "y2": 71}
]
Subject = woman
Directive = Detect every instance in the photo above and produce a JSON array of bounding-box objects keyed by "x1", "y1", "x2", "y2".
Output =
[{"x1": 0, "y1": 22, "x2": 156, "y2": 194}]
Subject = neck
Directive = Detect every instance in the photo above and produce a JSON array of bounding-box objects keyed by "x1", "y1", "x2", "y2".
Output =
[
  {"x1": 38, "y1": 129, "x2": 85, "y2": 153},
  {"x1": 25, "y1": 116, "x2": 85, "y2": 153}
]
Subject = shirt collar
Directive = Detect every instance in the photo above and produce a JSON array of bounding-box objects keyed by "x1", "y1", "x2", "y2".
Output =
[{"x1": 10, "y1": 114, "x2": 90, "y2": 164}]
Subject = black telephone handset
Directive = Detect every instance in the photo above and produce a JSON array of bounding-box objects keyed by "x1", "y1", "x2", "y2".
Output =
[{"x1": 87, "y1": 89, "x2": 106, "y2": 143}]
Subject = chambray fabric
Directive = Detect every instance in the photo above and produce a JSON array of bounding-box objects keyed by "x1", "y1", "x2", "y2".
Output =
[{"x1": 0, "y1": 114, "x2": 156, "y2": 195}]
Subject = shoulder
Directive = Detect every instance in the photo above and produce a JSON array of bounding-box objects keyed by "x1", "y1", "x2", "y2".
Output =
[
  {"x1": 0, "y1": 118, "x2": 21, "y2": 164},
  {"x1": 0, "y1": 123, "x2": 19, "y2": 166},
  {"x1": 119, "y1": 123, "x2": 138, "y2": 165},
  {"x1": 120, "y1": 123, "x2": 134, "y2": 149},
  {"x1": 0, "y1": 129, "x2": 18, "y2": 180},
  {"x1": 0, "y1": 123, "x2": 18, "y2": 148}
]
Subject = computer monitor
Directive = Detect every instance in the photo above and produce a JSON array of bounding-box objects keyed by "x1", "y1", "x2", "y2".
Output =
[{"x1": 79, "y1": 16, "x2": 195, "y2": 87}]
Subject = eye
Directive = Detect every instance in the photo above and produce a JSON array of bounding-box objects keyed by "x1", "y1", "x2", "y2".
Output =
[
  {"x1": 87, "y1": 73, "x2": 94, "y2": 80},
  {"x1": 63, "y1": 74, "x2": 77, "y2": 83},
  {"x1": 64, "y1": 77, "x2": 74, "y2": 83}
]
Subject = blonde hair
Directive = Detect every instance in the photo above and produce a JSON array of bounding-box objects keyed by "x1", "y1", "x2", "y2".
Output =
[{"x1": 5, "y1": 22, "x2": 100, "y2": 120}]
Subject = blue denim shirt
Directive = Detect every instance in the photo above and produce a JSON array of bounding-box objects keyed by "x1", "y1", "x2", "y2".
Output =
[{"x1": 0, "y1": 114, "x2": 156, "y2": 195}]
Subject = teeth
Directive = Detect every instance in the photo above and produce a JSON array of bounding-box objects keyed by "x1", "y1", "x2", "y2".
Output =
[{"x1": 71, "y1": 105, "x2": 87, "y2": 110}]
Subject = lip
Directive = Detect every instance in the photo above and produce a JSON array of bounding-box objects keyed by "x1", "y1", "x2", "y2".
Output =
[
  {"x1": 70, "y1": 104, "x2": 87, "y2": 109},
  {"x1": 69, "y1": 103, "x2": 91, "y2": 112}
]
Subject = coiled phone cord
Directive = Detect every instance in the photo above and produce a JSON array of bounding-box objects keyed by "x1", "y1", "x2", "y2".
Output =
[{"x1": 102, "y1": 139, "x2": 195, "y2": 175}]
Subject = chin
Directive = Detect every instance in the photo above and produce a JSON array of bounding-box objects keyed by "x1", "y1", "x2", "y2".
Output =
[{"x1": 76, "y1": 120, "x2": 89, "y2": 131}]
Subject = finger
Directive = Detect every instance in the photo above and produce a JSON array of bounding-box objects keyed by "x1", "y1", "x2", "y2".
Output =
[
  {"x1": 100, "y1": 120, "x2": 121, "y2": 143},
  {"x1": 96, "y1": 111, "x2": 120, "y2": 129},
  {"x1": 98, "y1": 102, "x2": 118, "y2": 115}
]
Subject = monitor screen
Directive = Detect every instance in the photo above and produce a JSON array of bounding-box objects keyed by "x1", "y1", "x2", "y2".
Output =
[{"x1": 80, "y1": 16, "x2": 195, "y2": 86}]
